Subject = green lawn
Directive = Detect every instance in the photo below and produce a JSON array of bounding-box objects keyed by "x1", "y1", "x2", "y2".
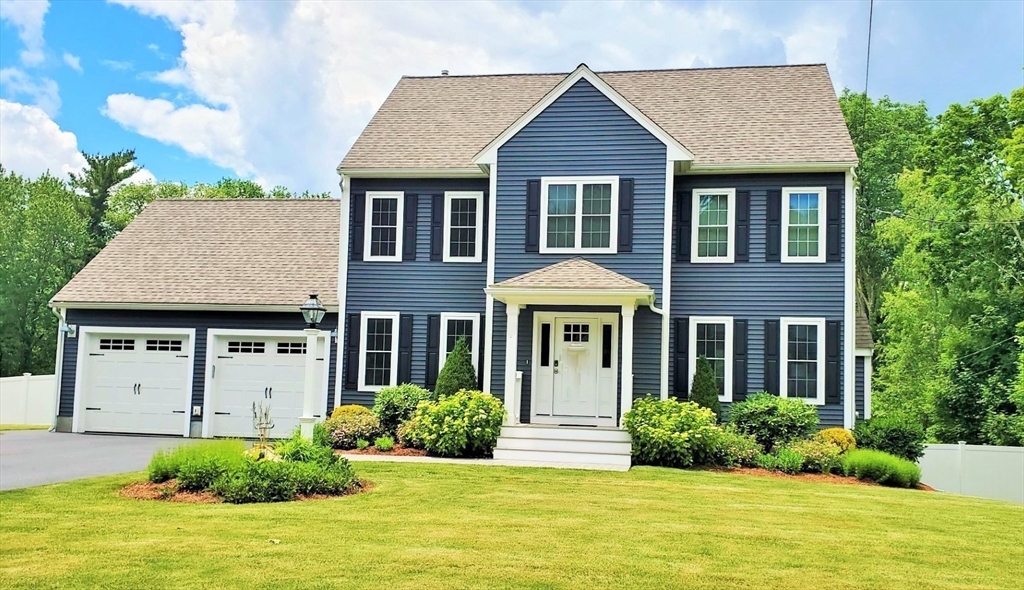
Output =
[
  {"x1": 1, "y1": 463, "x2": 1021, "y2": 589},
  {"x1": 0, "y1": 424, "x2": 49, "y2": 431}
]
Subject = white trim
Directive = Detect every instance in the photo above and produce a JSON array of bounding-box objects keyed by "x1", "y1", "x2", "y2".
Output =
[
  {"x1": 51, "y1": 307, "x2": 66, "y2": 431},
  {"x1": 781, "y1": 186, "x2": 827, "y2": 263},
  {"x1": 844, "y1": 168, "x2": 857, "y2": 428},
  {"x1": 686, "y1": 162, "x2": 857, "y2": 174},
  {"x1": 442, "y1": 191, "x2": 484, "y2": 263},
  {"x1": 690, "y1": 188, "x2": 736, "y2": 264},
  {"x1": 202, "y1": 328, "x2": 331, "y2": 438},
  {"x1": 439, "y1": 312, "x2": 481, "y2": 372},
  {"x1": 337, "y1": 163, "x2": 856, "y2": 179},
  {"x1": 503, "y1": 304, "x2": 521, "y2": 423},
  {"x1": 484, "y1": 163, "x2": 497, "y2": 393},
  {"x1": 363, "y1": 191, "x2": 404, "y2": 262},
  {"x1": 357, "y1": 311, "x2": 400, "y2": 393},
  {"x1": 72, "y1": 326, "x2": 196, "y2": 437},
  {"x1": 779, "y1": 317, "x2": 827, "y2": 406},
  {"x1": 863, "y1": 354, "x2": 872, "y2": 420},
  {"x1": 486, "y1": 287, "x2": 654, "y2": 308},
  {"x1": 52, "y1": 303, "x2": 339, "y2": 313},
  {"x1": 335, "y1": 173, "x2": 350, "y2": 409},
  {"x1": 539, "y1": 176, "x2": 619, "y2": 254},
  {"x1": 854, "y1": 348, "x2": 873, "y2": 356},
  {"x1": 337, "y1": 167, "x2": 487, "y2": 178},
  {"x1": 473, "y1": 64, "x2": 694, "y2": 165},
  {"x1": 687, "y1": 316, "x2": 734, "y2": 403},
  {"x1": 659, "y1": 160, "x2": 673, "y2": 400}
]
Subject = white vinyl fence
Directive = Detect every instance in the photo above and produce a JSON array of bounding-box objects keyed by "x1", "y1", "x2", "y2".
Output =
[
  {"x1": 0, "y1": 373, "x2": 55, "y2": 426},
  {"x1": 919, "y1": 443, "x2": 1024, "y2": 504}
]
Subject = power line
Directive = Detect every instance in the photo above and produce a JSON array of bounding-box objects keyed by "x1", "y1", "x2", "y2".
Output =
[{"x1": 864, "y1": 0, "x2": 874, "y2": 98}]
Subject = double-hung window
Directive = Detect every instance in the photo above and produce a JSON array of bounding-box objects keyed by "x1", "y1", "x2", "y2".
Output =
[
  {"x1": 358, "y1": 311, "x2": 400, "y2": 392},
  {"x1": 782, "y1": 187, "x2": 826, "y2": 263},
  {"x1": 364, "y1": 192, "x2": 404, "y2": 262},
  {"x1": 540, "y1": 176, "x2": 618, "y2": 253},
  {"x1": 691, "y1": 188, "x2": 735, "y2": 263},
  {"x1": 780, "y1": 317, "x2": 826, "y2": 405},
  {"x1": 443, "y1": 191, "x2": 483, "y2": 262},
  {"x1": 439, "y1": 312, "x2": 480, "y2": 372},
  {"x1": 688, "y1": 316, "x2": 734, "y2": 402}
]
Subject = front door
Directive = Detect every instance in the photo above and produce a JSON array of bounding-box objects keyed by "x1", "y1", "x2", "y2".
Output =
[
  {"x1": 552, "y1": 318, "x2": 600, "y2": 417},
  {"x1": 532, "y1": 314, "x2": 617, "y2": 426}
]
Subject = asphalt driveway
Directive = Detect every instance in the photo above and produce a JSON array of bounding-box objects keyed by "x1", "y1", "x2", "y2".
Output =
[{"x1": 0, "y1": 431, "x2": 196, "y2": 491}]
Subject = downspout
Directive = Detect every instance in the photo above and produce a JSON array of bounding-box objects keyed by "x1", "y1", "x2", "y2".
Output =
[{"x1": 49, "y1": 306, "x2": 65, "y2": 432}]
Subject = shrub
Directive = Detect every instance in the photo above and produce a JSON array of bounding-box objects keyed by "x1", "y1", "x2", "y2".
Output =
[
  {"x1": 177, "y1": 455, "x2": 233, "y2": 492},
  {"x1": 623, "y1": 397, "x2": 722, "y2": 468},
  {"x1": 147, "y1": 440, "x2": 246, "y2": 484},
  {"x1": 356, "y1": 438, "x2": 370, "y2": 450},
  {"x1": 287, "y1": 457, "x2": 358, "y2": 496},
  {"x1": 373, "y1": 383, "x2": 431, "y2": 436},
  {"x1": 434, "y1": 338, "x2": 478, "y2": 400},
  {"x1": 212, "y1": 458, "x2": 298, "y2": 503},
  {"x1": 727, "y1": 392, "x2": 819, "y2": 451},
  {"x1": 787, "y1": 439, "x2": 843, "y2": 474},
  {"x1": 772, "y1": 447, "x2": 805, "y2": 474},
  {"x1": 842, "y1": 449, "x2": 922, "y2": 488},
  {"x1": 689, "y1": 356, "x2": 722, "y2": 420},
  {"x1": 275, "y1": 431, "x2": 334, "y2": 464},
  {"x1": 330, "y1": 404, "x2": 373, "y2": 420},
  {"x1": 397, "y1": 415, "x2": 425, "y2": 449},
  {"x1": 710, "y1": 426, "x2": 762, "y2": 467},
  {"x1": 326, "y1": 412, "x2": 381, "y2": 450},
  {"x1": 312, "y1": 421, "x2": 331, "y2": 448},
  {"x1": 815, "y1": 427, "x2": 857, "y2": 453},
  {"x1": 403, "y1": 389, "x2": 505, "y2": 457},
  {"x1": 375, "y1": 436, "x2": 395, "y2": 451},
  {"x1": 853, "y1": 414, "x2": 926, "y2": 462}
]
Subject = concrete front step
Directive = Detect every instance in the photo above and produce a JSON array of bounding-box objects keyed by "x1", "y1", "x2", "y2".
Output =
[
  {"x1": 496, "y1": 436, "x2": 631, "y2": 456},
  {"x1": 499, "y1": 425, "x2": 631, "y2": 443},
  {"x1": 492, "y1": 448, "x2": 632, "y2": 470}
]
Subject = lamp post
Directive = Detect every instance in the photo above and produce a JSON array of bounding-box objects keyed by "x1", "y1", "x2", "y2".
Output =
[{"x1": 299, "y1": 293, "x2": 326, "y2": 440}]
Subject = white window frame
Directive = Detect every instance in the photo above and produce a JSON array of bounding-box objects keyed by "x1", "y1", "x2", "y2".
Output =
[
  {"x1": 363, "y1": 191, "x2": 404, "y2": 262},
  {"x1": 781, "y1": 187, "x2": 827, "y2": 263},
  {"x1": 539, "y1": 175, "x2": 619, "y2": 254},
  {"x1": 357, "y1": 311, "x2": 400, "y2": 392},
  {"x1": 780, "y1": 317, "x2": 827, "y2": 405},
  {"x1": 688, "y1": 316, "x2": 734, "y2": 403},
  {"x1": 442, "y1": 191, "x2": 483, "y2": 263},
  {"x1": 439, "y1": 312, "x2": 480, "y2": 373},
  {"x1": 691, "y1": 188, "x2": 736, "y2": 263}
]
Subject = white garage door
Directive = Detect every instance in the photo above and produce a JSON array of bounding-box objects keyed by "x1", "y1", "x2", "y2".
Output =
[
  {"x1": 209, "y1": 335, "x2": 326, "y2": 438},
  {"x1": 80, "y1": 333, "x2": 191, "y2": 435}
]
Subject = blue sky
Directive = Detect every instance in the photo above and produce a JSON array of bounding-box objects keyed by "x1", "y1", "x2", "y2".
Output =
[{"x1": 1, "y1": 0, "x2": 1021, "y2": 194}]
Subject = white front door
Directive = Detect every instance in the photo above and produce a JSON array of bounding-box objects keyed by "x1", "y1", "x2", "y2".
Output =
[
  {"x1": 532, "y1": 314, "x2": 617, "y2": 426},
  {"x1": 552, "y1": 319, "x2": 600, "y2": 417}
]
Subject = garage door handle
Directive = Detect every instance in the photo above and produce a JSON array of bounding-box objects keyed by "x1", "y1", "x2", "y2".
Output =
[
  {"x1": 176, "y1": 355, "x2": 188, "y2": 358},
  {"x1": 263, "y1": 387, "x2": 268, "y2": 399},
  {"x1": 89, "y1": 353, "x2": 104, "y2": 356},
  {"x1": 172, "y1": 410, "x2": 186, "y2": 414},
  {"x1": 86, "y1": 407, "x2": 101, "y2": 411},
  {"x1": 268, "y1": 387, "x2": 272, "y2": 399},
  {"x1": 214, "y1": 412, "x2": 230, "y2": 415}
]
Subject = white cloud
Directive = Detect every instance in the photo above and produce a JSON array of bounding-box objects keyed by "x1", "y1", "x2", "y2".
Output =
[
  {"x1": 100, "y1": 59, "x2": 133, "y2": 71},
  {"x1": 0, "y1": 67, "x2": 60, "y2": 116},
  {"x1": 0, "y1": 98, "x2": 85, "y2": 178},
  {"x1": 106, "y1": 0, "x2": 855, "y2": 193},
  {"x1": 0, "y1": 0, "x2": 49, "y2": 66},
  {"x1": 62, "y1": 52, "x2": 82, "y2": 73}
]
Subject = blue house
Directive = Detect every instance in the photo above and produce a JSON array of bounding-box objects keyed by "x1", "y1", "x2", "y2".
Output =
[{"x1": 50, "y1": 63, "x2": 874, "y2": 468}]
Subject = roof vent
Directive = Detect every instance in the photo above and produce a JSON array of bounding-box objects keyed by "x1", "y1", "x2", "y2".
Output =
[{"x1": 441, "y1": 69, "x2": 449, "y2": 76}]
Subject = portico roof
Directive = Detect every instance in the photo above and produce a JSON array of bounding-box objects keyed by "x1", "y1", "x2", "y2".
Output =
[{"x1": 486, "y1": 258, "x2": 654, "y2": 306}]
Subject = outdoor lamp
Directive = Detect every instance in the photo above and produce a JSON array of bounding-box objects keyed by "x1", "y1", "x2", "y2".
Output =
[{"x1": 300, "y1": 293, "x2": 326, "y2": 329}]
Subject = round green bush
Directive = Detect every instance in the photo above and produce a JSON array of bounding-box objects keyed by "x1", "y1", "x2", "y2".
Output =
[
  {"x1": 853, "y1": 414, "x2": 926, "y2": 462},
  {"x1": 709, "y1": 426, "x2": 763, "y2": 467},
  {"x1": 373, "y1": 383, "x2": 431, "y2": 436},
  {"x1": 403, "y1": 389, "x2": 504, "y2": 457},
  {"x1": 841, "y1": 449, "x2": 921, "y2": 488},
  {"x1": 786, "y1": 438, "x2": 843, "y2": 474},
  {"x1": 623, "y1": 397, "x2": 722, "y2": 468},
  {"x1": 726, "y1": 392, "x2": 819, "y2": 451},
  {"x1": 330, "y1": 404, "x2": 373, "y2": 420},
  {"x1": 326, "y1": 412, "x2": 381, "y2": 450},
  {"x1": 374, "y1": 436, "x2": 395, "y2": 452}
]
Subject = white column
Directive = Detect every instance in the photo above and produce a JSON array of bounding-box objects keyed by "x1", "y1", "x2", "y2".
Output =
[
  {"x1": 620, "y1": 305, "x2": 635, "y2": 427},
  {"x1": 504, "y1": 303, "x2": 520, "y2": 424},
  {"x1": 299, "y1": 328, "x2": 320, "y2": 439},
  {"x1": 864, "y1": 355, "x2": 873, "y2": 420}
]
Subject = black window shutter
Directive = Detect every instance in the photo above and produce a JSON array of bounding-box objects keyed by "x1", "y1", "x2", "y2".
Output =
[
  {"x1": 673, "y1": 317, "x2": 688, "y2": 398},
  {"x1": 403, "y1": 195, "x2": 418, "y2": 261},
  {"x1": 736, "y1": 190, "x2": 750, "y2": 262},
  {"x1": 344, "y1": 313, "x2": 360, "y2": 390},
  {"x1": 481, "y1": 193, "x2": 489, "y2": 262},
  {"x1": 430, "y1": 194, "x2": 444, "y2": 261},
  {"x1": 764, "y1": 319, "x2": 780, "y2": 394},
  {"x1": 734, "y1": 320, "x2": 748, "y2": 401},
  {"x1": 350, "y1": 193, "x2": 365, "y2": 260},
  {"x1": 425, "y1": 314, "x2": 441, "y2": 389},
  {"x1": 676, "y1": 189, "x2": 692, "y2": 262},
  {"x1": 397, "y1": 314, "x2": 413, "y2": 384},
  {"x1": 526, "y1": 179, "x2": 541, "y2": 253},
  {"x1": 477, "y1": 314, "x2": 486, "y2": 389},
  {"x1": 827, "y1": 188, "x2": 842, "y2": 262},
  {"x1": 618, "y1": 178, "x2": 634, "y2": 252},
  {"x1": 766, "y1": 189, "x2": 782, "y2": 262},
  {"x1": 825, "y1": 320, "x2": 841, "y2": 404}
]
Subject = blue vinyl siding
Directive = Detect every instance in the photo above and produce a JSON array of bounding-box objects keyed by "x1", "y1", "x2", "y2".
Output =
[
  {"x1": 343, "y1": 178, "x2": 489, "y2": 406},
  {"x1": 491, "y1": 78, "x2": 667, "y2": 399},
  {"x1": 671, "y1": 173, "x2": 847, "y2": 426},
  {"x1": 59, "y1": 309, "x2": 339, "y2": 421}
]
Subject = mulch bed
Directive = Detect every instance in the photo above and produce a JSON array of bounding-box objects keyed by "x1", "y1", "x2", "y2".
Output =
[
  {"x1": 340, "y1": 445, "x2": 428, "y2": 457},
  {"x1": 702, "y1": 467, "x2": 934, "y2": 490},
  {"x1": 119, "y1": 479, "x2": 370, "y2": 503}
]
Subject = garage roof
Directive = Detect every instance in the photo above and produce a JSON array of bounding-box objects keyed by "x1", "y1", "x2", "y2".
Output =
[{"x1": 51, "y1": 199, "x2": 340, "y2": 309}]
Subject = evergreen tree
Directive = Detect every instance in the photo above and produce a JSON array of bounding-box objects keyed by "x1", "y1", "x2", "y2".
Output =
[
  {"x1": 434, "y1": 337, "x2": 477, "y2": 399},
  {"x1": 69, "y1": 150, "x2": 141, "y2": 252},
  {"x1": 689, "y1": 356, "x2": 722, "y2": 419}
]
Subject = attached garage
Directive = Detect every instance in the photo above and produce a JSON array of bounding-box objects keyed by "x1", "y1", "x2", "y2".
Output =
[
  {"x1": 203, "y1": 330, "x2": 331, "y2": 438},
  {"x1": 73, "y1": 328, "x2": 194, "y2": 436}
]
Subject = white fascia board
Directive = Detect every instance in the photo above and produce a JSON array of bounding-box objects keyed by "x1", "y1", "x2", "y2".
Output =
[
  {"x1": 337, "y1": 167, "x2": 487, "y2": 178},
  {"x1": 685, "y1": 161, "x2": 858, "y2": 175},
  {"x1": 53, "y1": 303, "x2": 340, "y2": 313},
  {"x1": 473, "y1": 63, "x2": 695, "y2": 166},
  {"x1": 485, "y1": 287, "x2": 654, "y2": 307}
]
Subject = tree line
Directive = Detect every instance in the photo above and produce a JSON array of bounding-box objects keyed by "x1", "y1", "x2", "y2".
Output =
[{"x1": 0, "y1": 151, "x2": 329, "y2": 377}]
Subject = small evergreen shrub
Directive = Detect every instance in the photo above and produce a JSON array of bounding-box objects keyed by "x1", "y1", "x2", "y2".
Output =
[
  {"x1": 375, "y1": 435, "x2": 395, "y2": 452},
  {"x1": 815, "y1": 427, "x2": 857, "y2": 453},
  {"x1": 433, "y1": 338, "x2": 478, "y2": 400},
  {"x1": 330, "y1": 404, "x2": 373, "y2": 420},
  {"x1": 842, "y1": 449, "x2": 921, "y2": 488},
  {"x1": 853, "y1": 414, "x2": 926, "y2": 462},
  {"x1": 147, "y1": 440, "x2": 246, "y2": 484},
  {"x1": 623, "y1": 397, "x2": 722, "y2": 468},
  {"x1": 356, "y1": 438, "x2": 370, "y2": 450},
  {"x1": 326, "y1": 412, "x2": 381, "y2": 450},
  {"x1": 373, "y1": 383, "x2": 431, "y2": 436},
  {"x1": 787, "y1": 439, "x2": 843, "y2": 474},
  {"x1": 689, "y1": 356, "x2": 722, "y2": 419},
  {"x1": 727, "y1": 392, "x2": 819, "y2": 451},
  {"x1": 402, "y1": 389, "x2": 504, "y2": 457}
]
